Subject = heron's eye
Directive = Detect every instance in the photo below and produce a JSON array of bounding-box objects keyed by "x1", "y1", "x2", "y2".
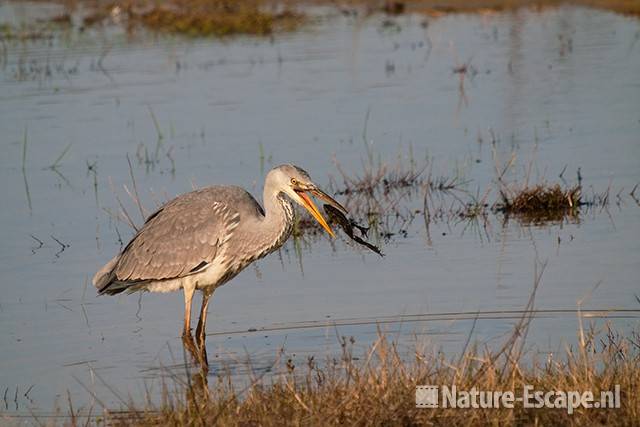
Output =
[{"x1": 290, "y1": 178, "x2": 297, "y2": 186}]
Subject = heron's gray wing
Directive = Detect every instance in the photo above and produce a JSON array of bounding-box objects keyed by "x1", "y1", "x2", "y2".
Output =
[{"x1": 113, "y1": 188, "x2": 242, "y2": 282}]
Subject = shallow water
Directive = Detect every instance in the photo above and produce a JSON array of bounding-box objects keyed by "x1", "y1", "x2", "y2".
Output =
[{"x1": 0, "y1": 2, "x2": 639, "y2": 417}]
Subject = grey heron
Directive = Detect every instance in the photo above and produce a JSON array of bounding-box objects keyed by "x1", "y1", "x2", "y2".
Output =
[{"x1": 93, "y1": 164, "x2": 347, "y2": 347}]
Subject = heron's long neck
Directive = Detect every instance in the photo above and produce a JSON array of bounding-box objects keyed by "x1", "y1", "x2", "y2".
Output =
[{"x1": 259, "y1": 185, "x2": 295, "y2": 254}]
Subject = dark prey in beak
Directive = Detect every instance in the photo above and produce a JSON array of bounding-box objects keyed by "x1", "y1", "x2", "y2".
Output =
[{"x1": 323, "y1": 204, "x2": 384, "y2": 257}]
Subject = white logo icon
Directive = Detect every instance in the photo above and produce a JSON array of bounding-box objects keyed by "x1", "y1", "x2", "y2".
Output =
[{"x1": 416, "y1": 385, "x2": 438, "y2": 408}]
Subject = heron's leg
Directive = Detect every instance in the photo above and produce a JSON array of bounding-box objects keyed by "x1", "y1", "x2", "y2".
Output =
[
  {"x1": 182, "y1": 328, "x2": 208, "y2": 367},
  {"x1": 182, "y1": 282, "x2": 196, "y2": 337},
  {"x1": 195, "y1": 288, "x2": 214, "y2": 344},
  {"x1": 182, "y1": 333, "x2": 199, "y2": 360}
]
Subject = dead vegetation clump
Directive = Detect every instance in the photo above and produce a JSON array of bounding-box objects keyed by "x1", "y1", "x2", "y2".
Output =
[
  {"x1": 332, "y1": 159, "x2": 426, "y2": 197},
  {"x1": 495, "y1": 183, "x2": 582, "y2": 223},
  {"x1": 330, "y1": 149, "x2": 470, "y2": 217},
  {"x1": 86, "y1": 0, "x2": 305, "y2": 37},
  {"x1": 137, "y1": 1, "x2": 304, "y2": 37},
  {"x1": 478, "y1": 147, "x2": 592, "y2": 225}
]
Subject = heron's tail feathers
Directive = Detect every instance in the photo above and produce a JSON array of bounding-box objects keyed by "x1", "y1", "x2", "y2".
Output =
[
  {"x1": 94, "y1": 256, "x2": 149, "y2": 295},
  {"x1": 93, "y1": 255, "x2": 121, "y2": 295}
]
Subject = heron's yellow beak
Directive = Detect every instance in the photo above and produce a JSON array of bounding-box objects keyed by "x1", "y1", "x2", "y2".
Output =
[
  {"x1": 310, "y1": 188, "x2": 348, "y2": 215},
  {"x1": 296, "y1": 190, "x2": 335, "y2": 238}
]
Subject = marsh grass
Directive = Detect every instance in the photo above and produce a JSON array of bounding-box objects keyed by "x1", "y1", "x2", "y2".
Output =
[
  {"x1": 344, "y1": 0, "x2": 640, "y2": 17},
  {"x1": 3, "y1": 0, "x2": 639, "y2": 45},
  {"x1": 71, "y1": 263, "x2": 639, "y2": 426},
  {"x1": 105, "y1": 141, "x2": 628, "y2": 255},
  {"x1": 293, "y1": 144, "x2": 619, "y2": 244},
  {"x1": 0, "y1": 0, "x2": 304, "y2": 39},
  {"x1": 495, "y1": 183, "x2": 582, "y2": 223},
  {"x1": 21, "y1": 126, "x2": 33, "y2": 212},
  {"x1": 483, "y1": 146, "x2": 615, "y2": 225},
  {"x1": 83, "y1": 0, "x2": 306, "y2": 37},
  {"x1": 331, "y1": 155, "x2": 427, "y2": 198},
  {"x1": 289, "y1": 150, "x2": 434, "y2": 242}
]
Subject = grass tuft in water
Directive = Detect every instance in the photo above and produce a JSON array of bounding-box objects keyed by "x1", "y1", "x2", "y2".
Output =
[
  {"x1": 496, "y1": 183, "x2": 582, "y2": 223},
  {"x1": 97, "y1": 0, "x2": 306, "y2": 37}
]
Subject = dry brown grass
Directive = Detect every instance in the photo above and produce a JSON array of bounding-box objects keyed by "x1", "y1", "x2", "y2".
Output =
[
  {"x1": 24, "y1": 0, "x2": 639, "y2": 39},
  {"x1": 340, "y1": 0, "x2": 640, "y2": 17},
  {"x1": 496, "y1": 183, "x2": 582, "y2": 224},
  {"x1": 130, "y1": 0, "x2": 304, "y2": 37},
  {"x1": 59, "y1": 247, "x2": 634, "y2": 426},
  {"x1": 98, "y1": 319, "x2": 639, "y2": 426},
  {"x1": 483, "y1": 146, "x2": 591, "y2": 225},
  {"x1": 72, "y1": 0, "x2": 306, "y2": 37}
]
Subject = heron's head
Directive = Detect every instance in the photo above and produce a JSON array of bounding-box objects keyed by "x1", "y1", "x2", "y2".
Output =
[{"x1": 268, "y1": 164, "x2": 347, "y2": 238}]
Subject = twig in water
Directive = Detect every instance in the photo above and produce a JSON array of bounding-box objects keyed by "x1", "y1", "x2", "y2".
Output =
[
  {"x1": 22, "y1": 126, "x2": 28, "y2": 172},
  {"x1": 47, "y1": 142, "x2": 72, "y2": 170},
  {"x1": 107, "y1": 176, "x2": 140, "y2": 232},
  {"x1": 30, "y1": 234, "x2": 44, "y2": 254},
  {"x1": 23, "y1": 384, "x2": 34, "y2": 399},
  {"x1": 148, "y1": 105, "x2": 164, "y2": 141},
  {"x1": 51, "y1": 235, "x2": 70, "y2": 257},
  {"x1": 558, "y1": 164, "x2": 567, "y2": 181},
  {"x1": 97, "y1": 44, "x2": 115, "y2": 84},
  {"x1": 22, "y1": 126, "x2": 32, "y2": 211},
  {"x1": 126, "y1": 153, "x2": 148, "y2": 222},
  {"x1": 630, "y1": 183, "x2": 640, "y2": 206}
]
